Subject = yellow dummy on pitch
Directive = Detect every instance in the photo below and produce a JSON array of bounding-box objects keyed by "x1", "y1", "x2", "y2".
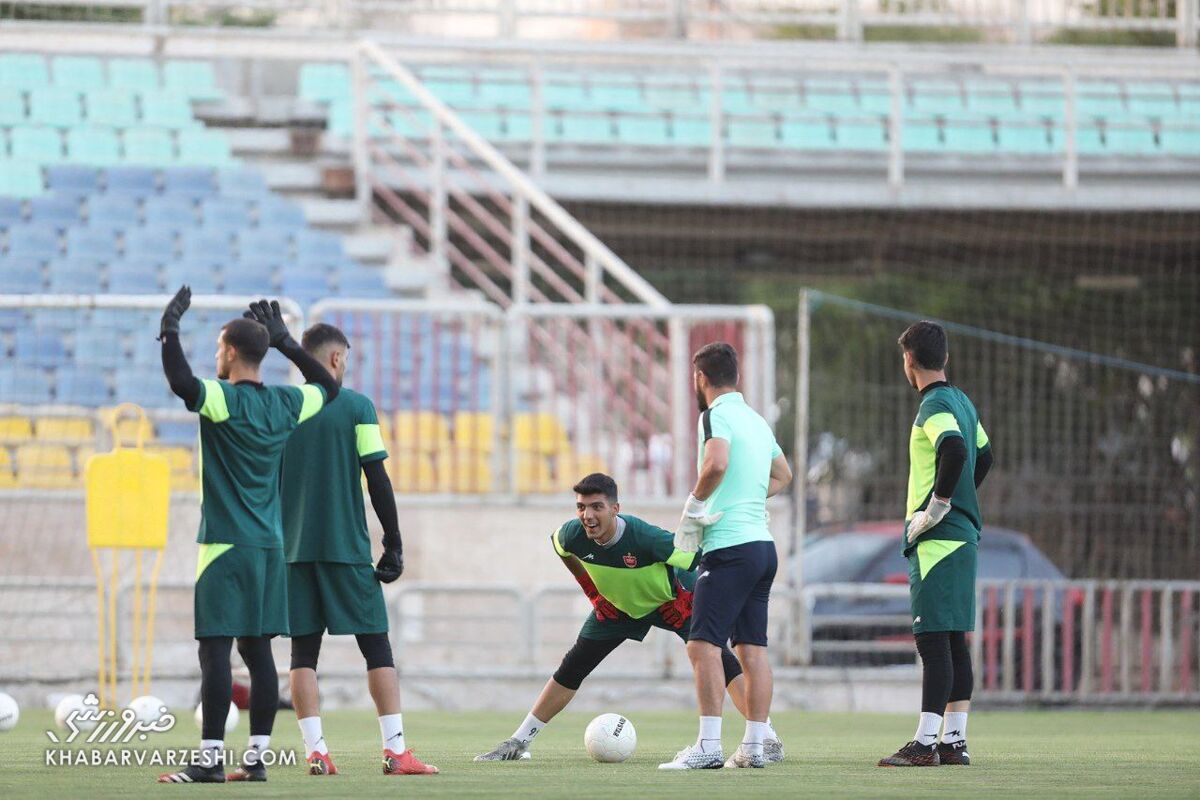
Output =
[{"x1": 85, "y1": 404, "x2": 172, "y2": 708}]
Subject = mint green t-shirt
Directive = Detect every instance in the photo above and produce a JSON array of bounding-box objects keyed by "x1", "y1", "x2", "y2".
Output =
[{"x1": 695, "y1": 392, "x2": 783, "y2": 553}]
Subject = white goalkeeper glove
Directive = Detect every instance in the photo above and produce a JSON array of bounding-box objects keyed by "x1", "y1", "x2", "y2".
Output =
[
  {"x1": 906, "y1": 495, "x2": 952, "y2": 544},
  {"x1": 675, "y1": 494, "x2": 723, "y2": 553}
]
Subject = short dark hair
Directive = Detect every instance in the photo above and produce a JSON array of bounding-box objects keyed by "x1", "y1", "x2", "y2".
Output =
[
  {"x1": 898, "y1": 320, "x2": 948, "y2": 370},
  {"x1": 573, "y1": 473, "x2": 618, "y2": 503},
  {"x1": 301, "y1": 323, "x2": 350, "y2": 354},
  {"x1": 692, "y1": 342, "x2": 738, "y2": 388},
  {"x1": 221, "y1": 318, "x2": 269, "y2": 365}
]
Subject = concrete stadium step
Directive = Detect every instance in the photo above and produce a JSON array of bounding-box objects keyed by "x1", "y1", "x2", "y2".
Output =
[{"x1": 298, "y1": 197, "x2": 362, "y2": 228}]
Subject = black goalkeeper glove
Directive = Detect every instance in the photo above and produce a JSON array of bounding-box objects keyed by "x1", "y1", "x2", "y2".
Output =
[
  {"x1": 374, "y1": 548, "x2": 404, "y2": 584},
  {"x1": 158, "y1": 285, "x2": 191, "y2": 341},
  {"x1": 243, "y1": 299, "x2": 294, "y2": 348}
]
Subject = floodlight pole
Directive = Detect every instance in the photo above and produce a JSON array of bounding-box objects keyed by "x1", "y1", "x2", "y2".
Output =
[{"x1": 792, "y1": 289, "x2": 811, "y2": 665}]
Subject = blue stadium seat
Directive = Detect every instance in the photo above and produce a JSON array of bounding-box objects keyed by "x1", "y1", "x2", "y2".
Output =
[
  {"x1": 238, "y1": 227, "x2": 292, "y2": 256},
  {"x1": 108, "y1": 58, "x2": 159, "y2": 92},
  {"x1": 1077, "y1": 82, "x2": 1125, "y2": 117},
  {"x1": 66, "y1": 227, "x2": 119, "y2": 262},
  {"x1": 89, "y1": 195, "x2": 140, "y2": 228},
  {"x1": 123, "y1": 228, "x2": 176, "y2": 260},
  {"x1": 66, "y1": 126, "x2": 122, "y2": 166},
  {"x1": 0, "y1": 53, "x2": 49, "y2": 89},
  {"x1": 0, "y1": 368, "x2": 53, "y2": 405},
  {"x1": 28, "y1": 195, "x2": 82, "y2": 228},
  {"x1": 32, "y1": 309, "x2": 84, "y2": 333},
  {"x1": 52, "y1": 56, "x2": 105, "y2": 90},
  {"x1": 162, "y1": 166, "x2": 217, "y2": 197},
  {"x1": 106, "y1": 263, "x2": 161, "y2": 294},
  {"x1": 28, "y1": 87, "x2": 82, "y2": 128},
  {"x1": 73, "y1": 333, "x2": 127, "y2": 368},
  {"x1": 45, "y1": 165, "x2": 99, "y2": 195},
  {"x1": 114, "y1": 370, "x2": 173, "y2": 408},
  {"x1": 337, "y1": 269, "x2": 387, "y2": 296},
  {"x1": 201, "y1": 197, "x2": 253, "y2": 228},
  {"x1": 966, "y1": 82, "x2": 1019, "y2": 115},
  {"x1": 280, "y1": 274, "x2": 328, "y2": 305},
  {"x1": 14, "y1": 329, "x2": 68, "y2": 367},
  {"x1": 6, "y1": 225, "x2": 59, "y2": 260},
  {"x1": 498, "y1": 111, "x2": 533, "y2": 142},
  {"x1": 104, "y1": 166, "x2": 157, "y2": 196},
  {"x1": 803, "y1": 91, "x2": 861, "y2": 116},
  {"x1": 616, "y1": 115, "x2": 672, "y2": 146},
  {"x1": 294, "y1": 228, "x2": 343, "y2": 259},
  {"x1": 858, "y1": 91, "x2": 894, "y2": 115},
  {"x1": 10, "y1": 125, "x2": 65, "y2": 165},
  {"x1": 84, "y1": 89, "x2": 138, "y2": 127},
  {"x1": 215, "y1": 167, "x2": 268, "y2": 198},
  {"x1": 48, "y1": 260, "x2": 103, "y2": 293},
  {"x1": 163, "y1": 60, "x2": 223, "y2": 102},
  {"x1": 0, "y1": 257, "x2": 43, "y2": 293},
  {"x1": 0, "y1": 196, "x2": 23, "y2": 225},
  {"x1": 143, "y1": 196, "x2": 197, "y2": 231},
  {"x1": 553, "y1": 114, "x2": 617, "y2": 144},
  {"x1": 1073, "y1": 120, "x2": 1106, "y2": 155},
  {"x1": 155, "y1": 419, "x2": 198, "y2": 446},
  {"x1": 259, "y1": 199, "x2": 306, "y2": 228},
  {"x1": 163, "y1": 261, "x2": 220, "y2": 292},
  {"x1": 181, "y1": 228, "x2": 234, "y2": 262},
  {"x1": 222, "y1": 271, "x2": 276, "y2": 297},
  {"x1": 457, "y1": 111, "x2": 505, "y2": 140},
  {"x1": 56, "y1": 368, "x2": 111, "y2": 406}
]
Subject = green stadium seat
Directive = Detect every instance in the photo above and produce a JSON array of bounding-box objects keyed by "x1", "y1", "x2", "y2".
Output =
[
  {"x1": 140, "y1": 90, "x2": 196, "y2": 129},
  {"x1": 835, "y1": 120, "x2": 887, "y2": 150},
  {"x1": 108, "y1": 58, "x2": 159, "y2": 91},
  {"x1": 163, "y1": 60, "x2": 223, "y2": 102},
  {"x1": 10, "y1": 126, "x2": 64, "y2": 165},
  {"x1": 29, "y1": 87, "x2": 82, "y2": 127},
  {"x1": 51, "y1": 56, "x2": 105, "y2": 91},
  {"x1": 0, "y1": 87, "x2": 26, "y2": 125},
  {"x1": 0, "y1": 162, "x2": 44, "y2": 197},
  {"x1": 1160, "y1": 125, "x2": 1200, "y2": 155},
  {"x1": 299, "y1": 63, "x2": 350, "y2": 103},
  {"x1": 0, "y1": 54, "x2": 49, "y2": 89},
  {"x1": 617, "y1": 115, "x2": 672, "y2": 146},
  {"x1": 84, "y1": 89, "x2": 138, "y2": 127},
  {"x1": 727, "y1": 119, "x2": 779, "y2": 148},
  {"x1": 177, "y1": 129, "x2": 232, "y2": 166},
  {"x1": 67, "y1": 127, "x2": 121, "y2": 166},
  {"x1": 123, "y1": 128, "x2": 175, "y2": 165},
  {"x1": 942, "y1": 120, "x2": 996, "y2": 153},
  {"x1": 997, "y1": 119, "x2": 1054, "y2": 154},
  {"x1": 781, "y1": 119, "x2": 834, "y2": 149}
]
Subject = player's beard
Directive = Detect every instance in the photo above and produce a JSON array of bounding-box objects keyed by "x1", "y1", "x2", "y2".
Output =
[{"x1": 695, "y1": 385, "x2": 708, "y2": 413}]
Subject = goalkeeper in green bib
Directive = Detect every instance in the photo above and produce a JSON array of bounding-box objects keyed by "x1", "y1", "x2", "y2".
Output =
[
  {"x1": 474, "y1": 473, "x2": 782, "y2": 763},
  {"x1": 279, "y1": 323, "x2": 438, "y2": 778},
  {"x1": 878, "y1": 321, "x2": 993, "y2": 768}
]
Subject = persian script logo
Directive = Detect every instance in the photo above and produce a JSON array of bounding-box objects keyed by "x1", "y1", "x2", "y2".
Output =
[{"x1": 46, "y1": 694, "x2": 176, "y2": 744}]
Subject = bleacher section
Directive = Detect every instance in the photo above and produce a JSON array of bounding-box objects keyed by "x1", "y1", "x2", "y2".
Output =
[{"x1": 301, "y1": 62, "x2": 1200, "y2": 156}]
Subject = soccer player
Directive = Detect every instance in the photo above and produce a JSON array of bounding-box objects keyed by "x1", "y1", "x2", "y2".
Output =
[
  {"x1": 662, "y1": 342, "x2": 792, "y2": 771},
  {"x1": 279, "y1": 323, "x2": 437, "y2": 777},
  {"x1": 877, "y1": 320, "x2": 993, "y2": 768},
  {"x1": 156, "y1": 290, "x2": 339, "y2": 784},
  {"x1": 474, "y1": 473, "x2": 769, "y2": 763}
]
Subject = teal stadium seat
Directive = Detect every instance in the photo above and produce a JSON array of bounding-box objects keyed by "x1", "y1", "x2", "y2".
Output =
[
  {"x1": 370, "y1": 80, "x2": 415, "y2": 108},
  {"x1": 51, "y1": 56, "x2": 105, "y2": 91},
  {"x1": 997, "y1": 119, "x2": 1054, "y2": 154},
  {"x1": 1160, "y1": 125, "x2": 1200, "y2": 155},
  {"x1": 858, "y1": 90, "x2": 895, "y2": 116},
  {"x1": 457, "y1": 111, "x2": 505, "y2": 140},
  {"x1": 497, "y1": 111, "x2": 532, "y2": 142},
  {"x1": 752, "y1": 85, "x2": 803, "y2": 113},
  {"x1": 720, "y1": 90, "x2": 757, "y2": 116},
  {"x1": 1103, "y1": 118, "x2": 1157, "y2": 155},
  {"x1": 1126, "y1": 83, "x2": 1179, "y2": 118},
  {"x1": 0, "y1": 162, "x2": 44, "y2": 197},
  {"x1": 85, "y1": 89, "x2": 138, "y2": 127},
  {"x1": 902, "y1": 119, "x2": 942, "y2": 152},
  {"x1": 1076, "y1": 82, "x2": 1125, "y2": 117},
  {"x1": 177, "y1": 129, "x2": 232, "y2": 166},
  {"x1": 727, "y1": 118, "x2": 779, "y2": 148},
  {"x1": 554, "y1": 114, "x2": 617, "y2": 144},
  {"x1": 1018, "y1": 83, "x2": 1065, "y2": 118},
  {"x1": 644, "y1": 82, "x2": 699, "y2": 110},
  {"x1": 781, "y1": 119, "x2": 834, "y2": 149},
  {"x1": 616, "y1": 115, "x2": 672, "y2": 146},
  {"x1": 966, "y1": 81, "x2": 1019, "y2": 115},
  {"x1": 910, "y1": 79, "x2": 964, "y2": 113},
  {"x1": 942, "y1": 119, "x2": 996, "y2": 153},
  {"x1": 589, "y1": 83, "x2": 643, "y2": 111},
  {"x1": 141, "y1": 90, "x2": 196, "y2": 129},
  {"x1": 804, "y1": 90, "x2": 861, "y2": 116},
  {"x1": 424, "y1": 79, "x2": 476, "y2": 106},
  {"x1": 299, "y1": 63, "x2": 350, "y2": 104},
  {"x1": 0, "y1": 54, "x2": 49, "y2": 89},
  {"x1": 478, "y1": 81, "x2": 531, "y2": 109},
  {"x1": 123, "y1": 128, "x2": 175, "y2": 165},
  {"x1": 0, "y1": 87, "x2": 26, "y2": 125},
  {"x1": 326, "y1": 100, "x2": 352, "y2": 137},
  {"x1": 163, "y1": 60, "x2": 223, "y2": 102},
  {"x1": 1071, "y1": 120, "x2": 1106, "y2": 155},
  {"x1": 542, "y1": 82, "x2": 592, "y2": 112},
  {"x1": 10, "y1": 126, "x2": 64, "y2": 165},
  {"x1": 108, "y1": 58, "x2": 159, "y2": 91},
  {"x1": 29, "y1": 87, "x2": 82, "y2": 127},
  {"x1": 670, "y1": 116, "x2": 711, "y2": 146},
  {"x1": 835, "y1": 120, "x2": 887, "y2": 150},
  {"x1": 67, "y1": 127, "x2": 121, "y2": 165}
]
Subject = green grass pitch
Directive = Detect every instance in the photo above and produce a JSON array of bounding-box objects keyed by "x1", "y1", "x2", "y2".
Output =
[{"x1": 1, "y1": 708, "x2": 1197, "y2": 798}]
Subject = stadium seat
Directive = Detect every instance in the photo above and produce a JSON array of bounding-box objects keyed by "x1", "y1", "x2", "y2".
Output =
[
  {"x1": 14, "y1": 329, "x2": 68, "y2": 367},
  {"x1": 154, "y1": 419, "x2": 196, "y2": 446},
  {"x1": 84, "y1": 89, "x2": 138, "y2": 128},
  {"x1": 942, "y1": 120, "x2": 997, "y2": 153},
  {"x1": 1126, "y1": 82, "x2": 1178, "y2": 118},
  {"x1": 1160, "y1": 125, "x2": 1200, "y2": 155},
  {"x1": 163, "y1": 166, "x2": 217, "y2": 197},
  {"x1": 1104, "y1": 118, "x2": 1157, "y2": 154},
  {"x1": 222, "y1": 271, "x2": 276, "y2": 297},
  {"x1": 0, "y1": 196, "x2": 22, "y2": 225},
  {"x1": 104, "y1": 166, "x2": 157, "y2": 196},
  {"x1": 439, "y1": 452, "x2": 492, "y2": 493},
  {"x1": 10, "y1": 125, "x2": 65, "y2": 165},
  {"x1": 45, "y1": 164, "x2": 98, "y2": 195},
  {"x1": 0, "y1": 447, "x2": 14, "y2": 488},
  {"x1": 514, "y1": 453, "x2": 556, "y2": 493},
  {"x1": 0, "y1": 416, "x2": 34, "y2": 443},
  {"x1": 28, "y1": 194, "x2": 82, "y2": 228},
  {"x1": 616, "y1": 115, "x2": 672, "y2": 146},
  {"x1": 215, "y1": 167, "x2": 268, "y2": 198},
  {"x1": 34, "y1": 415, "x2": 96, "y2": 443},
  {"x1": 727, "y1": 119, "x2": 779, "y2": 148},
  {"x1": 66, "y1": 126, "x2": 122, "y2": 166},
  {"x1": 457, "y1": 111, "x2": 505, "y2": 140},
  {"x1": 0, "y1": 369, "x2": 53, "y2": 405},
  {"x1": 123, "y1": 128, "x2": 175, "y2": 166},
  {"x1": 966, "y1": 82, "x2": 1019, "y2": 115},
  {"x1": 181, "y1": 228, "x2": 235, "y2": 262},
  {"x1": 14, "y1": 443, "x2": 77, "y2": 488},
  {"x1": 670, "y1": 117, "x2": 712, "y2": 147},
  {"x1": 1077, "y1": 82, "x2": 1125, "y2": 116},
  {"x1": 452, "y1": 411, "x2": 494, "y2": 452},
  {"x1": 73, "y1": 331, "x2": 129, "y2": 367},
  {"x1": 238, "y1": 227, "x2": 292, "y2": 255},
  {"x1": 552, "y1": 114, "x2": 617, "y2": 145},
  {"x1": 513, "y1": 412, "x2": 570, "y2": 456},
  {"x1": 163, "y1": 60, "x2": 223, "y2": 102},
  {"x1": 0, "y1": 162, "x2": 45, "y2": 197},
  {"x1": 141, "y1": 90, "x2": 196, "y2": 129},
  {"x1": 51, "y1": 56, "x2": 105, "y2": 90},
  {"x1": 337, "y1": 270, "x2": 387, "y2": 296},
  {"x1": 89, "y1": 194, "x2": 140, "y2": 228},
  {"x1": 114, "y1": 370, "x2": 173, "y2": 407},
  {"x1": 0, "y1": 87, "x2": 27, "y2": 126},
  {"x1": 55, "y1": 368, "x2": 111, "y2": 407},
  {"x1": 201, "y1": 197, "x2": 253, "y2": 228},
  {"x1": 999, "y1": 119, "x2": 1054, "y2": 154},
  {"x1": 123, "y1": 228, "x2": 177, "y2": 260},
  {"x1": 259, "y1": 198, "x2": 306, "y2": 228},
  {"x1": 147, "y1": 445, "x2": 196, "y2": 490},
  {"x1": 66, "y1": 227, "x2": 119, "y2": 262},
  {"x1": 0, "y1": 53, "x2": 49, "y2": 88},
  {"x1": 177, "y1": 129, "x2": 233, "y2": 166},
  {"x1": 0, "y1": 258, "x2": 44, "y2": 293},
  {"x1": 107, "y1": 261, "x2": 162, "y2": 293},
  {"x1": 108, "y1": 58, "x2": 159, "y2": 91},
  {"x1": 393, "y1": 411, "x2": 451, "y2": 453},
  {"x1": 48, "y1": 261, "x2": 103, "y2": 293},
  {"x1": 29, "y1": 87, "x2": 82, "y2": 128},
  {"x1": 781, "y1": 119, "x2": 834, "y2": 149},
  {"x1": 387, "y1": 451, "x2": 438, "y2": 492},
  {"x1": 298, "y1": 63, "x2": 350, "y2": 104},
  {"x1": 902, "y1": 119, "x2": 942, "y2": 152},
  {"x1": 1018, "y1": 85, "x2": 1064, "y2": 118},
  {"x1": 6, "y1": 225, "x2": 59, "y2": 260}
]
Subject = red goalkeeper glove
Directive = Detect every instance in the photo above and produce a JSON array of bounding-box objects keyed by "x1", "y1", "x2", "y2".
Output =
[
  {"x1": 657, "y1": 582, "x2": 693, "y2": 630},
  {"x1": 575, "y1": 572, "x2": 619, "y2": 621}
]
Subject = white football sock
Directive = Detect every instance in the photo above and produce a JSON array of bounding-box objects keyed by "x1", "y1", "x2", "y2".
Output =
[
  {"x1": 915, "y1": 712, "x2": 942, "y2": 746},
  {"x1": 245, "y1": 735, "x2": 269, "y2": 765},
  {"x1": 199, "y1": 740, "x2": 223, "y2": 768},
  {"x1": 697, "y1": 715, "x2": 722, "y2": 753},
  {"x1": 298, "y1": 716, "x2": 328, "y2": 756},
  {"x1": 766, "y1": 716, "x2": 779, "y2": 740},
  {"x1": 511, "y1": 712, "x2": 546, "y2": 746},
  {"x1": 379, "y1": 713, "x2": 405, "y2": 753},
  {"x1": 941, "y1": 711, "x2": 968, "y2": 743},
  {"x1": 743, "y1": 720, "x2": 770, "y2": 757}
]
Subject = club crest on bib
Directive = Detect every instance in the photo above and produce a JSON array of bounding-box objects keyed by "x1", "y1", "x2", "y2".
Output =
[{"x1": 622, "y1": 553, "x2": 638, "y2": 568}]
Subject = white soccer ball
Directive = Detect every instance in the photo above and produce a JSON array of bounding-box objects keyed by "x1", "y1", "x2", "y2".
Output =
[
  {"x1": 54, "y1": 693, "x2": 99, "y2": 732},
  {"x1": 584, "y1": 713, "x2": 637, "y2": 763},
  {"x1": 127, "y1": 695, "x2": 168, "y2": 726},
  {"x1": 0, "y1": 692, "x2": 19, "y2": 731},
  {"x1": 194, "y1": 701, "x2": 239, "y2": 734}
]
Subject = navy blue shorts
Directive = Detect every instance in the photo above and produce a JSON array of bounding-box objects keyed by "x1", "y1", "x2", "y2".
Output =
[{"x1": 689, "y1": 540, "x2": 778, "y2": 648}]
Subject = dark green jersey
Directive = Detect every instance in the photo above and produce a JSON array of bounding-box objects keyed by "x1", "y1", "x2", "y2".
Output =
[
  {"x1": 551, "y1": 514, "x2": 699, "y2": 619},
  {"x1": 189, "y1": 378, "x2": 327, "y2": 548},
  {"x1": 280, "y1": 388, "x2": 388, "y2": 564},
  {"x1": 904, "y1": 382, "x2": 990, "y2": 555}
]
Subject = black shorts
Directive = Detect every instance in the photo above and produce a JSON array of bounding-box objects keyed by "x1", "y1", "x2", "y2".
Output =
[{"x1": 689, "y1": 540, "x2": 778, "y2": 648}]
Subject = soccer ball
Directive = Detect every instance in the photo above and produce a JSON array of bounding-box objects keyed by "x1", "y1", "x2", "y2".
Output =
[
  {"x1": 54, "y1": 693, "x2": 99, "y2": 732},
  {"x1": 194, "y1": 701, "x2": 239, "y2": 734},
  {"x1": 0, "y1": 692, "x2": 19, "y2": 731},
  {"x1": 127, "y1": 695, "x2": 168, "y2": 726},
  {"x1": 584, "y1": 713, "x2": 636, "y2": 763}
]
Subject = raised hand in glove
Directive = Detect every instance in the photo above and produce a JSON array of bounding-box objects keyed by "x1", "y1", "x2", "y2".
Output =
[
  {"x1": 657, "y1": 582, "x2": 693, "y2": 630},
  {"x1": 575, "y1": 571, "x2": 619, "y2": 621},
  {"x1": 243, "y1": 299, "x2": 293, "y2": 348},
  {"x1": 158, "y1": 285, "x2": 191, "y2": 340},
  {"x1": 674, "y1": 493, "x2": 723, "y2": 553},
  {"x1": 375, "y1": 548, "x2": 404, "y2": 583},
  {"x1": 906, "y1": 495, "x2": 952, "y2": 544}
]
